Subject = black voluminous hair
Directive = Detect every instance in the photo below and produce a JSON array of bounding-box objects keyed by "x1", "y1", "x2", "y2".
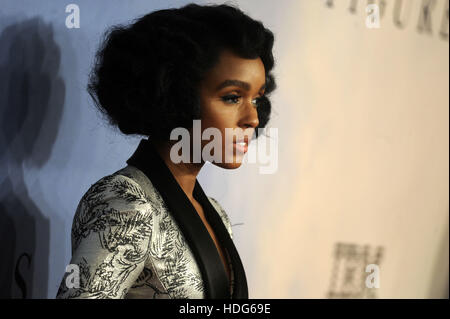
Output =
[{"x1": 88, "y1": 2, "x2": 277, "y2": 140}]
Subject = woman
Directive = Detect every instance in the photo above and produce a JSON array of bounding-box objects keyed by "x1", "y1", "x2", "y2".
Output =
[{"x1": 56, "y1": 3, "x2": 276, "y2": 299}]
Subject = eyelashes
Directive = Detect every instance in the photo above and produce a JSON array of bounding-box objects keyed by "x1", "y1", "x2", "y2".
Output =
[
  {"x1": 221, "y1": 94, "x2": 264, "y2": 107},
  {"x1": 221, "y1": 94, "x2": 241, "y2": 104}
]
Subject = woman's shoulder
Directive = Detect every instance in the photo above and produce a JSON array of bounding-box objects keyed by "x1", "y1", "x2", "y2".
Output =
[
  {"x1": 79, "y1": 168, "x2": 149, "y2": 209},
  {"x1": 80, "y1": 164, "x2": 165, "y2": 206},
  {"x1": 70, "y1": 169, "x2": 155, "y2": 254},
  {"x1": 72, "y1": 167, "x2": 156, "y2": 233}
]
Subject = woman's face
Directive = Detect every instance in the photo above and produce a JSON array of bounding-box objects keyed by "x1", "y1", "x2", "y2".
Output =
[{"x1": 197, "y1": 49, "x2": 266, "y2": 169}]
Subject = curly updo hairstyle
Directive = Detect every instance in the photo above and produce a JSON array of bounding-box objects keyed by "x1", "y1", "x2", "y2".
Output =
[{"x1": 88, "y1": 3, "x2": 276, "y2": 140}]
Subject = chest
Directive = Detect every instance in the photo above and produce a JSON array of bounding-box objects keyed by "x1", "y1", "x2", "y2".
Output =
[
  {"x1": 143, "y1": 201, "x2": 233, "y2": 298},
  {"x1": 192, "y1": 201, "x2": 232, "y2": 283}
]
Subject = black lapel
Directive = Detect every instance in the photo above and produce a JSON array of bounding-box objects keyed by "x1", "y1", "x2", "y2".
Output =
[
  {"x1": 126, "y1": 138, "x2": 248, "y2": 299},
  {"x1": 193, "y1": 180, "x2": 249, "y2": 299}
]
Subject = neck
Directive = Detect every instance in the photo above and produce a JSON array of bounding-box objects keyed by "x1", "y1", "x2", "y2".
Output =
[{"x1": 150, "y1": 139, "x2": 204, "y2": 202}]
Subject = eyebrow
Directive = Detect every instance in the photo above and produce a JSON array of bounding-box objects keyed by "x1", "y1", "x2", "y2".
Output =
[{"x1": 216, "y1": 79, "x2": 266, "y2": 92}]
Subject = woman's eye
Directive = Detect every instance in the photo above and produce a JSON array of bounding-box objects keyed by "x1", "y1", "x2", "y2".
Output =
[
  {"x1": 221, "y1": 94, "x2": 241, "y2": 104},
  {"x1": 221, "y1": 94, "x2": 264, "y2": 107},
  {"x1": 252, "y1": 96, "x2": 264, "y2": 107},
  {"x1": 252, "y1": 97, "x2": 261, "y2": 106}
]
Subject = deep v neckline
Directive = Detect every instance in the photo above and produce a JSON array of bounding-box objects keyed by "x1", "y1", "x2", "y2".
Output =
[
  {"x1": 191, "y1": 197, "x2": 232, "y2": 283},
  {"x1": 126, "y1": 138, "x2": 248, "y2": 299}
]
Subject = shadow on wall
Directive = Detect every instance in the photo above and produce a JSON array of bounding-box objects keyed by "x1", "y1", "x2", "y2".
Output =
[{"x1": 0, "y1": 17, "x2": 65, "y2": 298}]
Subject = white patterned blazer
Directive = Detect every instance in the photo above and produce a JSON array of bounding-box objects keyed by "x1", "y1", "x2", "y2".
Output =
[{"x1": 55, "y1": 138, "x2": 248, "y2": 299}]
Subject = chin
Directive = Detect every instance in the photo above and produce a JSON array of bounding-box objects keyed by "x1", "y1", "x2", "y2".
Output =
[
  {"x1": 206, "y1": 145, "x2": 247, "y2": 169},
  {"x1": 213, "y1": 161, "x2": 243, "y2": 169}
]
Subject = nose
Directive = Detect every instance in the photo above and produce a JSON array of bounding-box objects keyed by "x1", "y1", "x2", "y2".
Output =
[{"x1": 238, "y1": 99, "x2": 259, "y2": 130}]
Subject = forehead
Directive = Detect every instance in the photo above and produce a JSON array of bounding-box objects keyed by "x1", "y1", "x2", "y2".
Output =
[{"x1": 203, "y1": 49, "x2": 266, "y2": 89}]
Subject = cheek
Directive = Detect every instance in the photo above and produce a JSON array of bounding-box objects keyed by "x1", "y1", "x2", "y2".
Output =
[
  {"x1": 200, "y1": 100, "x2": 240, "y2": 163},
  {"x1": 200, "y1": 99, "x2": 235, "y2": 132}
]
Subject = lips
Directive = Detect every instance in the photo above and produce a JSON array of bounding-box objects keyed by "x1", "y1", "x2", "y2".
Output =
[
  {"x1": 233, "y1": 135, "x2": 249, "y2": 145},
  {"x1": 233, "y1": 136, "x2": 249, "y2": 153}
]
